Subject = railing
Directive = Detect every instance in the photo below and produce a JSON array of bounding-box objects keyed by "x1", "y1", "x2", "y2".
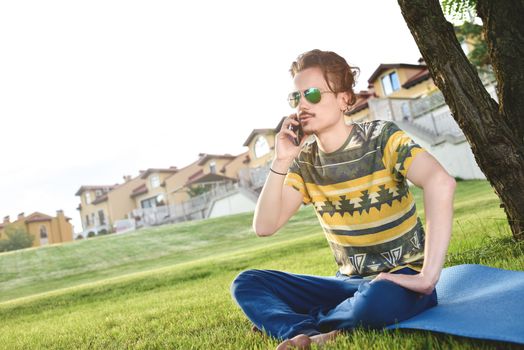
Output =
[
  {"x1": 368, "y1": 92, "x2": 463, "y2": 138},
  {"x1": 238, "y1": 165, "x2": 270, "y2": 190},
  {"x1": 130, "y1": 181, "x2": 241, "y2": 227}
]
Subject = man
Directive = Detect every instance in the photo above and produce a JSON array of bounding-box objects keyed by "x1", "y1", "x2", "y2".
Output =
[{"x1": 231, "y1": 49, "x2": 455, "y2": 350}]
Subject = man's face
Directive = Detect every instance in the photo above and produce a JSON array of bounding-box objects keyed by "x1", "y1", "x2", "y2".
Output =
[{"x1": 292, "y1": 67, "x2": 347, "y2": 136}]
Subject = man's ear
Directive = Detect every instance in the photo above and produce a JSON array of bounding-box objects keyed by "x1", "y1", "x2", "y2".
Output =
[{"x1": 340, "y1": 92, "x2": 353, "y2": 110}]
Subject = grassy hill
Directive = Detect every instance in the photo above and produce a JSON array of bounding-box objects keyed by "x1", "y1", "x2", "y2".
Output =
[{"x1": 0, "y1": 180, "x2": 523, "y2": 349}]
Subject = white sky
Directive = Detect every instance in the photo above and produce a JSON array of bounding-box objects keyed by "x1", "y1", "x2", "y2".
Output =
[{"x1": 0, "y1": 0, "x2": 425, "y2": 233}]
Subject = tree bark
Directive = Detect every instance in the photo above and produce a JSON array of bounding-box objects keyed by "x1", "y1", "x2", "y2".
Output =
[{"x1": 397, "y1": 0, "x2": 524, "y2": 241}]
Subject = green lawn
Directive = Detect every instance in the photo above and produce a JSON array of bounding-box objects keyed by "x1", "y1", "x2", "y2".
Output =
[{"x1": 0, "y1": 180, "x2": 523, "y2": 349}]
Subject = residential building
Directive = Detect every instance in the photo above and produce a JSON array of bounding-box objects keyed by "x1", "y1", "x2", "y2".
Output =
[
  {"x1": 75, "y1": 185, "x2": 118, "y2": 237},
  {"x1": 345, "y1": 59, "x2": 492, "y2": 180},
  {"x1": 0, "y1": 211, "x2": 73, "y2": 247},
  {"x1": 131, "y1": 167, "x2": 178, "y2": 210}
]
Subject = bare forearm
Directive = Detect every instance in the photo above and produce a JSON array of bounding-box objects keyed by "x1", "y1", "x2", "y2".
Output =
[
  {"x1": 252, "y1": 158, "x2": 293, "y2": 235},
  {"x1": 420, "y1": 175, "x2": 456, "y2": 286}
]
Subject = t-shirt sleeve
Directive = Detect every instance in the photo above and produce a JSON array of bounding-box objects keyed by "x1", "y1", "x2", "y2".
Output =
[
  {"x1": 283, "y1": 157, "x2": 312, "y2": 205},
  {"x1": 380, "y1": 121, "x2": 427, "y2": 183}
]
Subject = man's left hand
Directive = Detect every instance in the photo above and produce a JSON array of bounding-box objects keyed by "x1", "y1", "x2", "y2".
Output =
[{"x1": 370, "y1": 271, "x2": 436, "y2": 295}]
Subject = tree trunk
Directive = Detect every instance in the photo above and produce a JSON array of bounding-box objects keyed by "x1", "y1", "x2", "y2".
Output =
[{"x1": 397, "y1": 0, "x2": 524, "y2": 241}]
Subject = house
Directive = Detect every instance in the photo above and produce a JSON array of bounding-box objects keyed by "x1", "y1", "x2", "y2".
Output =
[
  {"x1": 131, "y1": 167, "x2": 178, "y2": 210},
  {"x1": 345, "y1": 59, "x2": 490, "y2": 180},
  {"x1": 75, "y1": 185, "x2": 118, "y2": 237},
  {"x1": 0, "y1": 211, "x2": 73, "y2": 247}
]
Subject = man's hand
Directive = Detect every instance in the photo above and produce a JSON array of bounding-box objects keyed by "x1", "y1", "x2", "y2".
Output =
[{"x1": 370, "y1": 271, "x2": 436, "y2": 295}]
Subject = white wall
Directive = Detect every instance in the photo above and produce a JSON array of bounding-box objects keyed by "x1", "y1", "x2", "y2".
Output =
[
  {"x1": 208, "y1": 192, "x2": 256, "y2": 218},
  {"x1": 408, "y1": 134, "x2": 486, "y2": 180}
]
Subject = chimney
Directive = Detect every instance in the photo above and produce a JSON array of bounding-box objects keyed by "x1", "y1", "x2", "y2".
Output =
[
  {"x1": 18, "y1": 212, "x2": 25, "y2": 221},
  {"x1": 123, "y1": 175, "x2": 132, "y2": 182},
  {"x1": 3, "y1": 216, "x2": 9, "y2": 224},
  {"x1": 56, "y1": 209, "x2": 64, "y2": 218}
]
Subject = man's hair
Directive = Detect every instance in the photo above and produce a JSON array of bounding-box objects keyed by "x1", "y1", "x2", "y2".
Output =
[{"x1": 290, "y1": 49, "x2": 360, "y2": 106}]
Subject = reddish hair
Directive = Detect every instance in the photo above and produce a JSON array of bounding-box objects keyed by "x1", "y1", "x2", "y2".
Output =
[{"x1": 290, "y1": 49, "x2": 360, "y2": 106}]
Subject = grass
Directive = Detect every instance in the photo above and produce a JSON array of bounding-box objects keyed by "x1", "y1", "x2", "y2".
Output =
[{"x1": 0, "y1": 179, "x2": 522, "y2": 349}]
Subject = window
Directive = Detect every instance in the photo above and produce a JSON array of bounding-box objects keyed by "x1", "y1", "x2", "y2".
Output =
[
  {"x1": 40, "y1": 226, "x2": 48, "y2": 239},
  {"x1": 254, "y1": 135, "x2": 270, "y2": 158},
  {"x1": 209, "y1": 161, "x2": 216, "y2": 174},
  {"x1": 85, "y1": 215, "x2": 90, "y2": 227},
  {"x1": 150, "y1": 175, "x2": 160, "y2": 188},
  {"x1": 91, "y1": 213, "x2": 96, "y2": 226},
  {"x1": 85, "y1": 192, "x2": 91, "y2": 205},
  {"x1": 95, "y1": 189, "x2": 102, "y2": 197},
  {"x1": 40, "y1": 225, "x2": 48, "y2": 245},
  {"x1": 156, "y1": 194, "x2": 165, "y2": 206},
  {"x1": 381, "y1": 71, "x2": 400, "y2": 96},
  {"x1": 141, "y1": 194, "x2": 166, "y2": 208},
  {"x1": 98, "y1": 210, "x2": 106, "y2": 225}
]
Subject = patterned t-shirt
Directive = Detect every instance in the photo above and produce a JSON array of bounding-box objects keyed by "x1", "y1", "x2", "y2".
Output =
[{"x1": 284, "y1": 120, "x2": 427, "y2": 279}]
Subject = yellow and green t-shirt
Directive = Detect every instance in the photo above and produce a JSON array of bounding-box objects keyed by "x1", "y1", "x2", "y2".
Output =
[{"x1": 284, "y1": 120, "x2": 427, "y2": 279}]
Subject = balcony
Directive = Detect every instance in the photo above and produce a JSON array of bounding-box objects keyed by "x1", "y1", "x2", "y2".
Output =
[{"x1": 131, "y1": 180, "x2": 243, "y2": 227}]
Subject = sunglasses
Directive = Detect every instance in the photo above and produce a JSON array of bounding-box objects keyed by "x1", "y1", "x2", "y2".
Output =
[{"x1": 287, "y1": 87, "x2": 334, "y2": 108}]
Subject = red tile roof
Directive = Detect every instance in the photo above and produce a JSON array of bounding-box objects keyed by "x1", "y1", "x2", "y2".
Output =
[
  {"x1": 368, "y1": 63, "x2": 426, "y2": 84},
  {"x1": 130, "y1": 184, "x2": 148, "y2": 198},
  {"x1": 75, "y1": 185, "x2": 118, "y2": 196},
  {"x1": 25, "y1": 212, "x2": 53, "y2": 223},
  {"x1": 402, "y1": 68, "x2": 431, "y2": 88},
  {"x1": 242, "y1": 128, "x2": 277, "y2": 147},
  {"x1": 185, "y1": 172, "x2": 237, "y2": 186},
  {"x1": 139, "y1": 167, "x2": 178, "y2": 179},
  {"x1": 345, "y1": 91, "x2": 375, "y2": 116},
  {"x1": 91, "y1": 194, "x2": 109, "y2": 205},
  {"x1": 196, "y1": 153, "x2": 236, "y2": 166}
]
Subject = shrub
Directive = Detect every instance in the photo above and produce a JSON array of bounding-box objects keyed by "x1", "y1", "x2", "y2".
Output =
[
  {"x1": 0, "y1": 226, "x2": 35, "y2": 252},
  {"x1": 98, "y1": 229, "x2": 108, "y2": 235},
  {"x1": 76, "y1": 235, "x2": 84, "y2": 240},
  {"x1": 87, "y1": 231, "x2": 95, "y2": 238}
]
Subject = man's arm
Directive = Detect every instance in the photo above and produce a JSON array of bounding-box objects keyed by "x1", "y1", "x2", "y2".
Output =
[
  {"x1": 252, "y1": 115, "x2": 308, "y2": 236},
  {"x1": 372, "y1": 151, "x2": 456, "y2": 294},
  {"x1": 252, "y1": 159, "x2": 304, "y2": 236}
]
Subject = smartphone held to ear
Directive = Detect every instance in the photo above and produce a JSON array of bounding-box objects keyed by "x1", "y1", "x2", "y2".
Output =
[{"x1": 287, "y1": 118, "x2": 304, "y2": 146}]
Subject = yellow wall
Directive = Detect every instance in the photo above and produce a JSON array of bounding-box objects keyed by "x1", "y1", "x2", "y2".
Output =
[
  {"x1": 107, "y1": 177, "x2": 146, "y2": 223},
  {"x1": 165, "y1": 161, "x2": 204, "y2": 205},
  {"x1": 79, "y1": 194, "x2": 111, "y2": 230},
  {"x1": 78, "y1": 190, "x2": 112, "y2": 230},
  {"x1": 373, "y1": 68, "x2": 437, "y2": 99},
  {"x1": 133, "y1": 172, "x2": 173, "y2": 208},
  {"x1": 199, "y1": 158, "x2": 235, "y2": 176},
  {"x1": 222, "y1": 152, "x2": 250, "y2": 179}
]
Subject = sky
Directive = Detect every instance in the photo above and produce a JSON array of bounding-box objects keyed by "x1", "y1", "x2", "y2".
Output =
[{"x1": 0, "y1": 0, "x2": 427, "y2": 233}]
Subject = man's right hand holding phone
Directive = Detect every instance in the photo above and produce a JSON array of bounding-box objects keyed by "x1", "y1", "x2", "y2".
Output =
[{"x1": 271, "y1": 114, "x2": 308, "y2": 174}]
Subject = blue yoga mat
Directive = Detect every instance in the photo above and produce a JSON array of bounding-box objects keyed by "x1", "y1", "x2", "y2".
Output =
[{"x1": 385, "y1": 264, "x2": 524, "y2": 345}]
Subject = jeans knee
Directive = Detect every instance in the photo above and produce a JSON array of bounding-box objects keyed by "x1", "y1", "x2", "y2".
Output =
[
  {"x1": 350, "y1": 280, "x2": 404, "y2": 328},
  {"x1": 230, "y1": 269, "x2": 265, "y2": 299}
]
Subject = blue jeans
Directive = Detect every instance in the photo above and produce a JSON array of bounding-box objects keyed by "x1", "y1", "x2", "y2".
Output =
[{"x1": 230, "y1": 267, "x2": 437, "y2": 340}]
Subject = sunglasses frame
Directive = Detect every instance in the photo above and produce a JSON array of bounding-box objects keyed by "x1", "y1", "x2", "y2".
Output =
[{"x1": 288, "y1": 87, "x2": 334, "y2": 108}]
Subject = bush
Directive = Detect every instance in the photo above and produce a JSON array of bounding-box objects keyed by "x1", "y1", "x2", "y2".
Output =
[
  {"x1": 76, "y1": 235, "x2": 84, "y2": 240},
  {"x1": 0, "y1": 226, "x2": 35, "y2": 252},
  {"x1": 87, "y1": 231, "x2": 95, "y2": 238},
  {"x1": 98, "y1": 229, "x2": 108, "y2": 235}
]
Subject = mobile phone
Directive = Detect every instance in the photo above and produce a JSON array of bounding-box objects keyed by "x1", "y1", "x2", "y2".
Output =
[{"x1": 287, "y1": 118, "x2": 304, "y2": 146}]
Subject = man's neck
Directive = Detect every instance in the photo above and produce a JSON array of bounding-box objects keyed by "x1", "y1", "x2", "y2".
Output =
[{"x1": 316, "y1": 121, "x2": 354, "y2": 154}]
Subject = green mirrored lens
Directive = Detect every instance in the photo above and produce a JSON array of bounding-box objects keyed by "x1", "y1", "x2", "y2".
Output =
[
  {"x1": 288, "y1": 92, "x2": 300, "y2": 108},
  {"x1": 304, "y1": 88, "x2": 321, "y2": 104}
]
